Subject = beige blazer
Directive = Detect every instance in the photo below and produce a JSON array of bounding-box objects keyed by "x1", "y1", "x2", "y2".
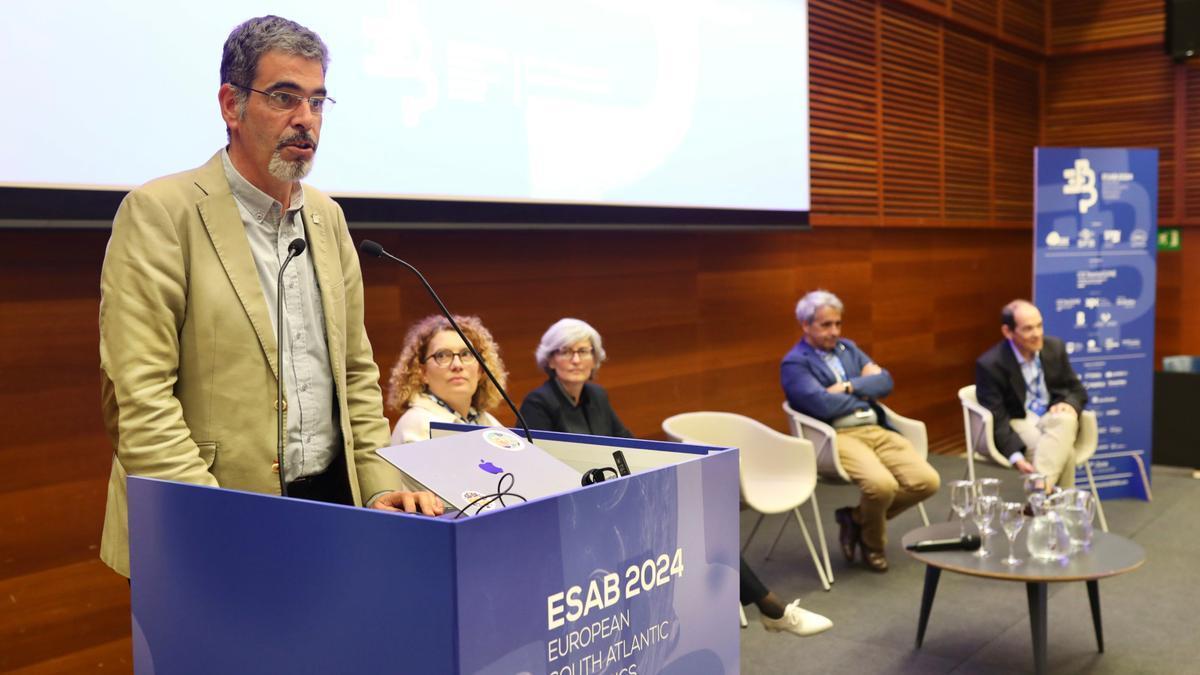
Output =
[{"x1": 99, "y1": 152, "x2": 407, "y2": 576}]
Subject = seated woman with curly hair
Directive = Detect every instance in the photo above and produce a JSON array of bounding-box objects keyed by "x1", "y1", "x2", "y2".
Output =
[{"x1": 386, "y1": 315, "x2": 508, "y2": 444}]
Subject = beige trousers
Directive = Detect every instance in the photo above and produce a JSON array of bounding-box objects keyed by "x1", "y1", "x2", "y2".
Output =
[
  {"x1": 1010, "y1": 411, "x2": 1081, "y2": 488},
  {"x1": 836, "y1": 425, "x2": 941, "y2": 551}
]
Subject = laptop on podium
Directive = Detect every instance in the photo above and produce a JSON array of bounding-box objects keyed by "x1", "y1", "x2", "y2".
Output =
[{"x1": 377, "y1": 427, "x2": 582, "y2": 513}]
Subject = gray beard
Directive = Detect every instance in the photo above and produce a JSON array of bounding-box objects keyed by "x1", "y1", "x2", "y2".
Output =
[{"x1": 267, "y1": 150, "x2": 313, "y2": 182}]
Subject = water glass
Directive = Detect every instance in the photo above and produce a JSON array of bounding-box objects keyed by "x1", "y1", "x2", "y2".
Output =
[
  {"x1": 999, "y1": 501, "x2": 1026, "y2": 566},
  {"x1": 974, "y1": 478, "x2": 1002, "y2": 534},
  {"x1": 976, "y1": 477, "x2": 1001, "y2": 499},
  {"x1": 949, "y1": 480, "x2": 975, "y2": 538},
  {"x1": 1023, "y1": 472, "x2": 1048, "y2": 515},
  {"x1": 971, "y1": 495, "x2": 999, "y2": 557}
]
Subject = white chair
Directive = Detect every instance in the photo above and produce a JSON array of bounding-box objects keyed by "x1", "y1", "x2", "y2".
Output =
[
  {"x1": 957, "y1": 384, "x2": 1117, "y2": 532},
  {"x1": 662, "y1": 411, "x2": 831, "y2": 591},
  {"x1": 781, "y1": 401, "x2": 932, "y2": 528}
]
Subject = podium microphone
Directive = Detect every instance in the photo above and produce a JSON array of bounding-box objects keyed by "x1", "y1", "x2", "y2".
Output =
[
  {"x1": 358, "y1": 239, "x2": 534, "y2": 443},
  {"x1": 276, "y1": 237, "x2": 306, "y2": 496}
]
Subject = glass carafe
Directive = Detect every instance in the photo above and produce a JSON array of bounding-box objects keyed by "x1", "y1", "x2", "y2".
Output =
[
  {"x1": 1056, "y1": 489, "x2": 1096, "y2": 551},
  {"x1": 1025, "y1": 499, "x2": 1071, "y2": 563}
]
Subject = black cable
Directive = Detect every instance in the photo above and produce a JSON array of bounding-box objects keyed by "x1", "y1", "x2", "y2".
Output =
[{"x1": 453, "y1": 472, "x2": 527, "y2": 519}]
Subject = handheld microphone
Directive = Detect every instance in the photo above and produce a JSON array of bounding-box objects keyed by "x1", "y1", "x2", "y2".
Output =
[
  {"x1": 904, "y1": 535, "x2": 982, "y2": 553},
  {"x1": 276, "y1": 237, "x2": 307, "y2": 496},
  {"x1": 358, "y1": 239, "x2": 534, "y2": 443}
]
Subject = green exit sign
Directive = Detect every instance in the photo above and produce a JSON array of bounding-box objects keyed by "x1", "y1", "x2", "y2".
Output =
[{"x1": 1158, "y1": 228, "x2": 1181, "y2": 251}]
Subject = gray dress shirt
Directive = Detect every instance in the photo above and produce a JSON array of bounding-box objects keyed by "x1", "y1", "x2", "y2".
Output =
[{"x1": 222, "y1": 151, "x2": 341, "y2": 482}]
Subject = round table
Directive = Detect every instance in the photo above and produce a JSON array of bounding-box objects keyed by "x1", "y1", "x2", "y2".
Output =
[{"x1": 902, "y1": 522, "x2": 1145, "y2": 674}]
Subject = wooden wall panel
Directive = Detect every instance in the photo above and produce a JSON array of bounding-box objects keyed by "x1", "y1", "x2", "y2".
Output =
[
  {"x1": 881, "y1": 6, "x2": 944, "y2": 219},
  {"x1": 992, "y1": 50, "x2": 1042, "y2": 222},
  {"x1": 1043, "y1": 48, "x2": 1176, "y2": 221},
  {"x1": 951, "y1": 0, "x2": 998, "y2": 31},
  {"x1": 809, "y1": 0, "x2": 1043, "y2": 227},
  {"x1": 1002, "y1": 0, "x2": 1047, "y2": 48},
  {"x1": 1188, "y1": 67, "x2": 1200, "y2": 221},
  {"x1": 809, "y1": 0, "x2": 881, "y2": 218},
  {"x1": 943, "y1": 32, "x2": 993, "y2": 222},
  {"x1": 1050, "y1": 0, "x2": 1164, "y2": 51}
]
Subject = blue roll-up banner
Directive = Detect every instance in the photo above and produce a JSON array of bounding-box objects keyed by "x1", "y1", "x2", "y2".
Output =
[{"x1": 1034, "y1": 147, "x2": 1157, "y2": 500}]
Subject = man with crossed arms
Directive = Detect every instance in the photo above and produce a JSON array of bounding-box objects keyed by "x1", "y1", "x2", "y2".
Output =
[{"x1": 782, "y1": 290, "x2": 939, "y2": 573}]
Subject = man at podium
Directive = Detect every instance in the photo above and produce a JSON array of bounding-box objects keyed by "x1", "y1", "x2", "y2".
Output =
[{"x1": 97, "y1": 15, "x2": 440, "y2": 578}]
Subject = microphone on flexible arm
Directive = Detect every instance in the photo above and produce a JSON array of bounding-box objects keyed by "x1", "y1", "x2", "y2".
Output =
[
  {"x1": 358, "y1": 239, "x2": 534, "y2": 443},
  {"x1": 276, "y1": 237, "x2": 307, "y2": 496}
]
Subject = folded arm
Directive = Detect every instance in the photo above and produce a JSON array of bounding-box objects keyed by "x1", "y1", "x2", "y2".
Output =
[{"x1": 782, "y1": 360, "x2": 862, "y2": 421}]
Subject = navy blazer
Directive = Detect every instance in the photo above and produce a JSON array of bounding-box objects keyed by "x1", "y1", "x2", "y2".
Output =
[
  {"x1": 519, "y1": 378, "x2": 633, "y2": 438},
  {"x1": 974, "y1": 336, "x2": 1088, "y2": 459},
  {"x1": 781, "y1": 338, "x2": 894, "y2": 425}
]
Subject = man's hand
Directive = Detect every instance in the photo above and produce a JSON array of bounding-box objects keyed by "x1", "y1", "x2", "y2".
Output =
[
  {"x1": 1014, "y1": 459, "x2": 1036, "y2": 474},
  {"x1": 861, "y1": 363, "x2": 883, "y2": 376},
  {"x1": 1048, "y1": 402, "x2": 1077, "y2": 417},
  {"x1": 826, "y1": 382, "x2": 848, "y2": 394},
  {"x1": 371, "y1": 490, "x2": 445, "y2": 515}
]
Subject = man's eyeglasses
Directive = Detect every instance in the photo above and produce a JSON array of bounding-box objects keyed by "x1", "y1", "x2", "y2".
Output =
[
  {"x1": 555, "y1": 347, "x2": 595, "y2": 360},
  {"x1": 229, "y1": 83, "x2": 335, "y2": 114},
  {"x1": 425, "y1": 348, "x2": 477, "y2": 368}
]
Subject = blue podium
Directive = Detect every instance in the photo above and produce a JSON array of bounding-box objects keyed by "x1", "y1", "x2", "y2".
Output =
[{"x1": 128, "y1": 428, "x2": 739, "y2": 674}]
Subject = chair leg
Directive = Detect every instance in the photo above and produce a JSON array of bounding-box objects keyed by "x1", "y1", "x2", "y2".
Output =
[
  {"x1": 917, "y1": 502, "x2": 931, "y2": 527},
  {"x1": 793, "y1": 507, "x2": 831, "y2": 591},
  {"x1": 809, "y1": 492, "x2": 833, "y2": 585},
  {"x1": 1083, "y1": 460, "x2": 1109, "y2": 533},
  {"x1": 742, "y1": 513, "x2": 766, "y2": 555},
  {"x1": 766, "y1": 515, "x2": 790, "y2": 560},
  {"x1": 739, "y1": 604, "x2": 748, "y2": 628},
  {"x1": 1131, "y1": 454, "x2": 1153, "y2": 501}
]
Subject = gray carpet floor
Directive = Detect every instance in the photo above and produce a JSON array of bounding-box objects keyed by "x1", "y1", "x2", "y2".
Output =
[{"x1": 737, "y1": 454, "x2": 1200, "y2": 674}]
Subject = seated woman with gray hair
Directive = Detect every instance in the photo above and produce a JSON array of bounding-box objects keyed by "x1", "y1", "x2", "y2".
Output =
[
  {"x1": 387, "y1": 315, "x2": 507, "y2": 444},
  {"x1": 519, "y1": 318, "x2": 632, "y2": 438}
]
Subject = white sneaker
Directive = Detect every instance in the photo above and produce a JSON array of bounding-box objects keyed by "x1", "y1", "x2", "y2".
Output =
[{"x1": 760, "y1": 600, "x2": 832, "y2": 637}]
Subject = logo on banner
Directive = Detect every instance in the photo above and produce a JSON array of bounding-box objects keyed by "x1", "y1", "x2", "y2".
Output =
[{"x1": 1063, "y1": 159, "x2": 1098, "y2": 214}]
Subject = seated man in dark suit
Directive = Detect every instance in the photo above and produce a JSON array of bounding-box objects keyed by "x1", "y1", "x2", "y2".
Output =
[
  {"x1": 975, "y1": 299, "x2": 1088, "y2": 489},
  {"x1": 782, "y1": 290, "x2": 940, "y2": 573}
]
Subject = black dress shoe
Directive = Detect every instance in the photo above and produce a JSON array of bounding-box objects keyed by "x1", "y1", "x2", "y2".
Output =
[{"x1": 835, "y1": 507, "x2": 860, "y2": 562}]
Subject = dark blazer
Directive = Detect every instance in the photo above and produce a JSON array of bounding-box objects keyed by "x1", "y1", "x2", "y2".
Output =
[
  {"x1": 519, "y1": 378, "x2": 633, "y2": 438},
  {"x1": 974, "y1": 336, "x2": 1088, "y2": 459},
  {"x1": 781, "y1": 338, "x2": 895, "y2": 426}
]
